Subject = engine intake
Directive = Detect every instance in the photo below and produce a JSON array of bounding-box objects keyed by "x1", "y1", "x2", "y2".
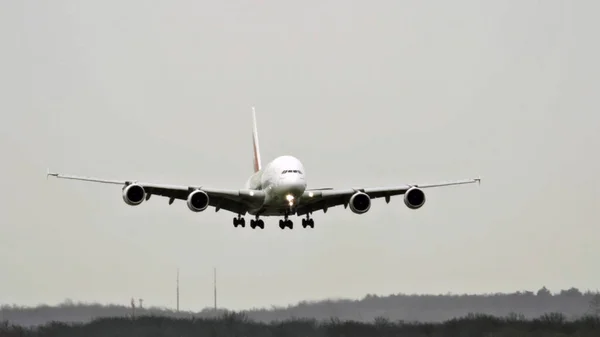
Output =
[
  {"x1": 187, "y1": 190, "x2": 209, "y2": 212},
  {"x1": 122, "y1": 184, "x2": 146, "y2": 206},
  {"x1": 404, "y1": 187, "x2": 426, "y2": 209},
  {"x1": 349, "y1": 192, "x2": 371, "y2": 214}
]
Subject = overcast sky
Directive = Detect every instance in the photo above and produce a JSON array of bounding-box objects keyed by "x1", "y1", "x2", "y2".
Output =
[{"x1": 0, "y1": 0, "x2": 599, "y2": 312}]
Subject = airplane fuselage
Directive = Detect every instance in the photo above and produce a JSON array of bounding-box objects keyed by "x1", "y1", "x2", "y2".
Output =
[{"x1": 244, "y1": 155, "x2": 307, "y2": 216}]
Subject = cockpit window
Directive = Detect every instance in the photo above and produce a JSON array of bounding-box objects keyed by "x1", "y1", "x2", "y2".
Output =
[{"x1": 281, "y1": 170, "x2": 303, "y2": 174}]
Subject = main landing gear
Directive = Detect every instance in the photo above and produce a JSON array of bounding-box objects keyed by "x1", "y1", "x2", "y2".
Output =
[
  {"x1": 250, "y1": 216, "x2": 264, "y2": 229},
  {"x1": 233, "y1": 213, "x2": 313, "y2": 230},
  {"x1": 233, "y1": 215, "x2": 264, "y2": 229},
  {"x1": 302, "y1": 214, "x2": 315, "y2": 229},
  {"x1": 279, "y1": 211, "x2": 292, "y2": 229},
  {"x1": 233, "y1": 215, "x2": 245, "y2": 228},
  {"x1": 279, "y1": 219, "x2": 292, "y2": 229},
  {"x1": 278, "y1": 213, "x2": 315, "y2": 229}
]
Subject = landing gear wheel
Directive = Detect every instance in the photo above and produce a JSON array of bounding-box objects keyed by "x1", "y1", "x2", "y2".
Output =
[
  {"x1": 233, "y1": 216, "x2": 245, "y2": 228},
  {"x1": 302, "y1": 217, "x2": 315, "y2": 228},
  {"x1": 250, "y1": 219, "x2": 264, "y2": 229},
  {"x1": 279, "y1": 211, "x2": 293, "y2": 229},
  {"x1": 279, "y1": 219, "x2": 292, "y2": 229},
  {"x1": 250, "y1": 216, "x2": 264, "y2": 229}
]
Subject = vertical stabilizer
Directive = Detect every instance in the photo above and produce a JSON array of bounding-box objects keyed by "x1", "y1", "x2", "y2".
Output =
[{"x1": 252, "y1": 107, "x2": 262, "y2": 173}]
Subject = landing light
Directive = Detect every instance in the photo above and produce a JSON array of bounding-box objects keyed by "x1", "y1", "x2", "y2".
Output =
[
  {"x1": 286, "y1": 194, "x2": 295, "y2": 206},
  {"x1": 308, "y1": 192, "x2": 314, "y2": 197}
]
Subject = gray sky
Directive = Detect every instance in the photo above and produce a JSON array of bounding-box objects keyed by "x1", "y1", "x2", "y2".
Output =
[{"x1": 1, "y1": 0, "x2": 599, "y2": 311}]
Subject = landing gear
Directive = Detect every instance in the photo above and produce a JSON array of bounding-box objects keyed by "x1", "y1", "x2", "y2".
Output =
[
  {"x1": 279, "y1": 212, "x2": 293, "y2": 229},
  {"x1": 279, "y1": 219, "x2": 293, "y2": 229},
  {"x1": 232, "y1": 213, "x2": 312, "y2": 230},
  {"x1": 233, "y1": 215, "x2": 245, "y2": 228},
  {"x1": 234, "y1": 214, "x2": 263, "y2": 229},
  {"x1": 302, "y1": 214, "x2": 314, "y2": 228},
  {"x1": 250, "y1": 216, "x2": 264, "y2": 229}
]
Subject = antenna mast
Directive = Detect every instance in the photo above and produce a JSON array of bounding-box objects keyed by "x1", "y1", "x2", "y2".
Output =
[
  {"x1": 176, "y1": 268, "x2": 180, "y2": 312},
  {"x1": 213, "y1": 267, "x2": 217, "y2": 311}
]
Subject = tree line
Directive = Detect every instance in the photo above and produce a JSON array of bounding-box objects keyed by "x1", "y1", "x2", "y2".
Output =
[
  {"x1": 1, "y1": 312, "x2": 599, "y2": 337},
  {"x1": 1, "y1": 287, "x2": 599, "y2": 328}
]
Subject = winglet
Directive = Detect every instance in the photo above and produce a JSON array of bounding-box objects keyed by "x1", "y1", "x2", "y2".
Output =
[
  {"x1": 46, "y1": 168, "x2": 57, "y2": 180},
  {"x1": 475, "y1": 175, "x2": 482, "y2": 185}
]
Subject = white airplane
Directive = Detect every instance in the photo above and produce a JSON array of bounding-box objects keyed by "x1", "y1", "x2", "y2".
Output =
[{"x1": 47, "y1": 107, "x2": 481, "y2": 230}]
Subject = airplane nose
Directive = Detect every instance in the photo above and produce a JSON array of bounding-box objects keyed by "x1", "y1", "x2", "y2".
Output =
[{"x1": 279, "y1": 176, "x2": 306, "y2": 195}]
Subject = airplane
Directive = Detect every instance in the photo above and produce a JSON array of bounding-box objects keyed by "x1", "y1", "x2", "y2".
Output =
[{"x1": 47, "y1": 107, "x2": 481, "y2": 230}]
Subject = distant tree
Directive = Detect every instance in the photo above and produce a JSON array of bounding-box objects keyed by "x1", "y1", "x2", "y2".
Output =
[
  {"x1": 539, "y1": 312, "x2": 566, "y2": 325},
  {"x1": 560, "y1": 287, "x2": 582, "y2": 297},
  {"x1": 536, "y1": 286, "x2": 552, "y2": 297},
  {"x1": 59, "y1": 298, "x2": 74, "y2": 307},
  {"x1": 373, "y1": 316, "x2": 391, "y2": 327},
  {"x1": 507, "y1": 312, "x2": 525, "y2": 321},
  {"x1": 589, "y1": 292, "x2": 600, "y2": 317}
]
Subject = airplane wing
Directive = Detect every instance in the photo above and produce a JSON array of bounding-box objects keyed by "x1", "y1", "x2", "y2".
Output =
[
  {"x1": 46, "y1": 169, "x2": 264, "y2": 215},
  {"x1": 296, "y1": 177, "x2": 481, "y2": 215}
]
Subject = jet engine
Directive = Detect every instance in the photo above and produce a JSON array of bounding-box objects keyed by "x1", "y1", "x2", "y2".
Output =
[
  {"x1": 122, "y1": 183, "x2": 146, "y2": 206},
  {"x1": 187, "y1": 190, "x2": 209, "y2": 212},
  {"x1": 404, "y1": 187, "x2": 426, "y2": 209},
  {"x1": 349, "y1": 192, "x2": 371, "y2": 214}
]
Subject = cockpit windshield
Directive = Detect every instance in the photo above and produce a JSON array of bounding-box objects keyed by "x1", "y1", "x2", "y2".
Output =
[{"x1": 282, "y1": 170, "x2": 303, "y2": 174}]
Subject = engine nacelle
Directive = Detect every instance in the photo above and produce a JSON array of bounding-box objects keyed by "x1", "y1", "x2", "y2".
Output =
[
  {"x1": 404, "y1": 187, "x2": 426, "y2": 209},
  {"x1": 187, "y1": 190, "x2": 209, "y2": 212},
  {"x1": 122, "y1": 183, "x2": 146, "y2": 206},
  {"x1": 349, "y1": 192, "x2": 371, "y2": 214}
]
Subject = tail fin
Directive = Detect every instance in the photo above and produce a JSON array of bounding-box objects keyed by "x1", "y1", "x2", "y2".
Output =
[{"x1": 252, "y1": 107, "x2": 262, "y2": 173}]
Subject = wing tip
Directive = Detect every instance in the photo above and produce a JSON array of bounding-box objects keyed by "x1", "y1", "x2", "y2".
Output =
[{"x1": 46, "y1": 168, "x2": 57, "y2": 179}]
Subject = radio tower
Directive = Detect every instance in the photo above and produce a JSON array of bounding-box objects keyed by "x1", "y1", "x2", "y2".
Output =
[
  {"x1": 176, "y1": 268, "x2": 180, "y2": 312},
  {"x1": 213, "y1": 267, "x2": 217, "y2": 311}
]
